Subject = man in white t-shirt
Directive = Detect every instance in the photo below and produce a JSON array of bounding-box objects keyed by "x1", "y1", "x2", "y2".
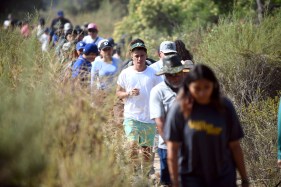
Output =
[
  {"x1": 150, "y1": 41, "x2": 177, "y2": 77},
  {"x1": 150, "y1": 54, "x2": 193, "y2": 186},
  {"x1": 116, "y1": 39, "x2": 162, "y2": 174},
  {"x1": 82, "y1": 23, "x2": 104, "y2": 45}
]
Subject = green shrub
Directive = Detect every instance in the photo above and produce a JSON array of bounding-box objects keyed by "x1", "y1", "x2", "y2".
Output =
[
  {"x1": 196, "y1": 10, "x2": 281, "y2": 106},
  {"x1": 239, "y1": 96, "x2": 280, "y2": 186}
]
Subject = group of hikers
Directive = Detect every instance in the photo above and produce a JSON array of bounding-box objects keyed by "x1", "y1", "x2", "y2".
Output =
[{"x1": 4, "y1": 10, "x2": 281, "y2": 187}]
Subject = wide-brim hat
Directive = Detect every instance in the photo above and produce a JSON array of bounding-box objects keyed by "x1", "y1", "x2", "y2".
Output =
[
  {"x1": 156, "y1": 54, "x2": 184, "y2": 76},
  {"x1": 181, "y1": 60, "x2": 194, "y2": 72}
]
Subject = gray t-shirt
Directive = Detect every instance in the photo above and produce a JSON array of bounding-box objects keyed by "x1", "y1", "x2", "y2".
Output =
[
  {"x1": 150, "y1": 81, "x2": 177, "y2": 149},
  {"x1": 164, "y1": 97, "x2": 244, "y2": 185}
]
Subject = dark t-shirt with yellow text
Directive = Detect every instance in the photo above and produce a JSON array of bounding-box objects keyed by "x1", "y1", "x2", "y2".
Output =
[{"x1": 164, "y1": 97, "x2": 243, "y2": 186}]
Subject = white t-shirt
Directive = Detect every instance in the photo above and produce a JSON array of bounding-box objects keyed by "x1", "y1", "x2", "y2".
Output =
[
  {"x1": 39, "y1": 33, "x2": 49, "y2": 52},
  {"x1": 150, "y1": 59, "x2": 164, "y2": 80},
  {"x1": 82, "y1": 35, "x2": 104, "y2": 45},
  {"x1": 117, "y1": 66, "x2": 162, "y2": 123},
  {"x1": 150, "y1": 81, "x2": 177, "y2": 149}
]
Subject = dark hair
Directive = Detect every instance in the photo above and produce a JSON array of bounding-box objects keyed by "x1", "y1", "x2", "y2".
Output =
[
  {"x1": 174, "y1": 39, "x2": 193, "y2": 61},
  {"x1": 178, "y1": 64, "x2": 223, "y2": 115},
  {"x1": 129, "y1": 38, "x2": 147, "y2": 53}
]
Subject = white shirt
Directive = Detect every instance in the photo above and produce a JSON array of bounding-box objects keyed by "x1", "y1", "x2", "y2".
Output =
[
  {"x1": 117, "y1": 66, "x2": 162, "y2": 123},
  {"x1": 150, "y1": 59, "x2": 164, "y2": 80},
  {"x1": 82, "y1": 35, "x2": 104, "y2": 45},
  {"x1": 39, "y1": 33, "x2": 49, "y2": 52}
]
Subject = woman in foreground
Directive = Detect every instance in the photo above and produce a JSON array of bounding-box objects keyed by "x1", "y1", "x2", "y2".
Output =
[{"x1": 165, "y1": 64, "x2": 249, "y2": 187}]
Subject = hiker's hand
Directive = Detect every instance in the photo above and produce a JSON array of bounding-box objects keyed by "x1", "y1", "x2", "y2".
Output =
[{"x1": 278, "y1": 159, "x2": 281, "y2": 168}]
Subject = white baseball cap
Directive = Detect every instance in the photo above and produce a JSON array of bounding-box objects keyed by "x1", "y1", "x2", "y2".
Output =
[{"x1": 160, "y1": 41, "x2": 177, "y2": 54}]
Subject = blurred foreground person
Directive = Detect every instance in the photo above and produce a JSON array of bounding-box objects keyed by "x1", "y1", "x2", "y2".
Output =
[
  {"x1": 165, "y1": 64, "x2": 249, "y2": 187},
  {"x1": 277, "y1": 98, "x2": 281, "y2": 168}
]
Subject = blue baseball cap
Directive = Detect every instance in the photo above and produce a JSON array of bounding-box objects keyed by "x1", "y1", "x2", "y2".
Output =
[
  {"x1": 83, "y1": 43, "x2": 98, "y2": 55},
  {"x1": 76, "y1": 41, "x2": 86, "y2": 51}
]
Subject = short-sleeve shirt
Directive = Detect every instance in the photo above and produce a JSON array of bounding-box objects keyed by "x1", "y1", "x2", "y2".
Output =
[
  {"x1": 150, "y1": 59, "x2": 164, "y2": 80},
  {"x1": 164, "y1": 98, "x2": 244, "y2": 184},
  {"x1": 82, "y1": 35, "x2": 104, "y2": 45},
  {"x1": 72, "y1": 57, "x2": 91, "y2": 79},
  {"x1": 91, "y1": 57, "x2": 121, "y2": 90},
  {"x1": 150, "y1": 81, "x2": 177, "y2": 149},
  {"x1": 117, "y1": 66, "x2": 162, "y2": 123}
]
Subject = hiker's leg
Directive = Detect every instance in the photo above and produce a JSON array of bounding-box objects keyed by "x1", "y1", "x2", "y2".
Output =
[
  {"x1": 158, "y1": 148, "x2": 171, "y2": 185},
  {"x1": 123, "y1": 118, "x2": 141, "y2": 172}
]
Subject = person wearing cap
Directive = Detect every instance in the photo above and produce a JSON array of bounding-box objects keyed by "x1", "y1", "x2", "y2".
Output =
[
  {"x1": 72, "y1": 43, "x2": 99, "y2": 85},
  {"x1": 82, "y1": 23, "x2": 104, "y2": 45},
  {"x1": 76, "y1": 41, "x2": 86, "y2": 58},
  {"x1": 121, "y1": 39, "x2": 156, "y2": 70},
  {"x1": 116, "y1": 38, "x2": 162, "y2": 175},
  {"x1": 50, "y1": 10, "x2": 71, "y2": 32},
  {"x1": 150, "y1": 41, "x2": 178, "y2": 78},
  {"x1": 91, "y1": 39, "x2": 121, "y2": 90},
  {"x1": 150, "y1": 54, "x2": 187, "y2": 186}
]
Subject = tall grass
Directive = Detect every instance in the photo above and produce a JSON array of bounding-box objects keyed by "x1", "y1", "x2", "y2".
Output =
[{"x1": 0, "y1": 28, "x2": 133, "y2": 186}]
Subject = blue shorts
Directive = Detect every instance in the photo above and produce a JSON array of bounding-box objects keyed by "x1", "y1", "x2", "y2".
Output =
[{"x1": 123, "y1": 118, "x2": 156, "y2": 147}]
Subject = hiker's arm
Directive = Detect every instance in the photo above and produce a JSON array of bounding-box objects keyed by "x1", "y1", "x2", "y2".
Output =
[
  {"x1": 155, "y1": 117, "x2": 165, "y2": 139},
  {"x1": 167, "y1": 141, "x2": 180, "y2": 187},
  {"x1": 116, "y1": 85, "x2": 129, "y2": 99},
  {"x1": 229, "y1": 140, "x2": 249, "y2": 187}
]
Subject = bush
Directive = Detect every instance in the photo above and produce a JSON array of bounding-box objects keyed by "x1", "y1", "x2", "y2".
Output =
[
  {"x1": 196, "y1": 10, "x2": 281, "y2": 106},
  {"x1": 239, "y1": 96, "x2": 280, "y2": 186}
]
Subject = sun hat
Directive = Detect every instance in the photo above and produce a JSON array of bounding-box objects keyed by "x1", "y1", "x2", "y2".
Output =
[
  {"x1": 83, "y1": 43, "x2": 98, "y2": 55},
  {"x1": 181, "y1": 60, "x2": 194, "y2": 72},
  {"x1": 76, "y1": 41, "x2": 86, "y2": 51},
  {"x1": 98, "y1": 39, "x2": 113, "y2": 50},
  {"x1": 160, "y1": 41, "x2": 177, "y2": 54},
  {"x1": 87, "y1": 23, "x2": 98, "y2": 31},
  {"x1": 156, "y1": 54, "x2": 184, "y2": 76}
]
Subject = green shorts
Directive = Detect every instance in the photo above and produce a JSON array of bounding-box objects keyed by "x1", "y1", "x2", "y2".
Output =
[{"x1": 123, "y1": 118, "x2": 156, "y2": 147}]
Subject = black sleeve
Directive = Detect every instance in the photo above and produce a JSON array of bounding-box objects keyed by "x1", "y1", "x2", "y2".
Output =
[
  {"x1": 164, "y1": 102, "x2": 185, "y2": 142},
  {"x1": 224, "y1": 98, "x2": 244, "y2": 142}
]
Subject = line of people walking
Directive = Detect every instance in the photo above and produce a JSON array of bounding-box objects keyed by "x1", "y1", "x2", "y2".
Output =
[{"x1": 3, "y1": 11, "x2": 252, "y2": 187}]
